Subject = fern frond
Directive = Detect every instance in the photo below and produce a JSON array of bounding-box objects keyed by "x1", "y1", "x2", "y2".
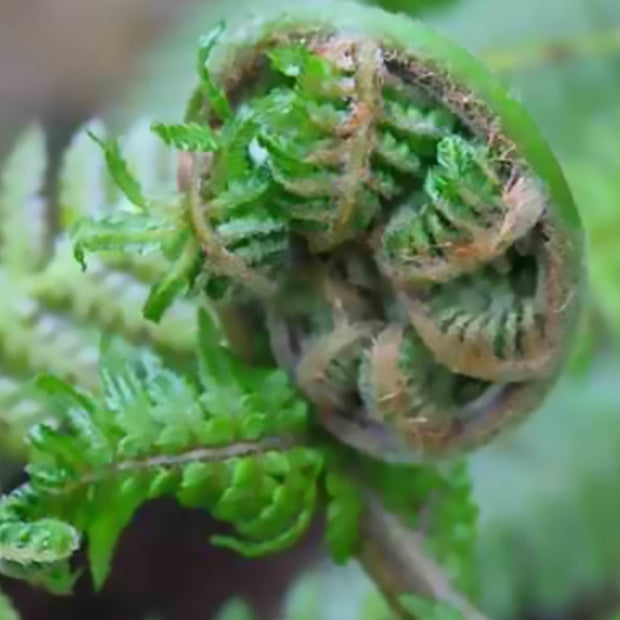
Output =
[
  {"x1": 59, "y1": 119, "x2": 177, "y2": 281},
  {"x1": 0, "y1": 126, "x2": 48, "y2": 275},
  {"x1": 0, "y1": 273, "x2": 99, "y2": 386},
  {"x1": 0, "y1": 310, "x2": 320, "y2": 592},
  {"x1": 151, "y1": 122, "x2": 218, "y2": 152},
  {"x1": 85, "y1": 132, "x2": 148, "y2": 210},
  {"x1": 195, "y1": 22, "x2": 231, "y2": 121},
  {"x1": 26, "y1": 240, "x2": 197, "y2": 355},
  {"x1": 0, "y1": 118, "x2": 199, "y2": 451}
]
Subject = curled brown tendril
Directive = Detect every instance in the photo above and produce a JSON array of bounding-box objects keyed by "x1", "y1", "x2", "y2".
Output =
[{"x1": 180, "y1": 9, "x2": 583, "y2": 462}]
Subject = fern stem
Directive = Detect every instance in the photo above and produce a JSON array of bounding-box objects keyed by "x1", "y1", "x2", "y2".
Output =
[
  {"x1": 48, "y1": 435, "x2": 299, "y2": 496},
  {"x1": 357, "y1": 491, "x2": 490, "y2": 620},
  {"x1": 187, "y1": 154, "x2": 277, "y2": 297}
]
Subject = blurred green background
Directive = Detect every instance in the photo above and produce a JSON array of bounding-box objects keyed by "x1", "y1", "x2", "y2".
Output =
[{"x1": 1, "y1": 0, "x2": 619, "y2": 618}]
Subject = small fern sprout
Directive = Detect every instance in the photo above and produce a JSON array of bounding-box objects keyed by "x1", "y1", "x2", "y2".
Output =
[{"x1": 71, "y1": 2, "x2": 583, "y2": 465}]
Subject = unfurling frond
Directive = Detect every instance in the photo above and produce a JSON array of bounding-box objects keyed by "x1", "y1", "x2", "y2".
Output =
[{"x1": 0, "y1": 311, "x2": 320, "y2": 592}]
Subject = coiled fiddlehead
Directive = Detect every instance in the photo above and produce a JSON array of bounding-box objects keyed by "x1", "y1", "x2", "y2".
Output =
[{"x1": 76, "y1": 3, "x2": 583, "y2": 462}]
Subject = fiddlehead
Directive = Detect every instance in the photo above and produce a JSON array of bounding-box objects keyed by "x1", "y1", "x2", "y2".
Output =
[{"x1": 74, "y1": 3, "x2": 583, "y2": 463}]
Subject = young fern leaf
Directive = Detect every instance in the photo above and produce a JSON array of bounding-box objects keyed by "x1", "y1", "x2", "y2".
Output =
[
  {"x1": 0, "y1": 117, "x2": 201, "y2": 455},
  {"x1": 72, "y1": 125, "x2": 207, "y2": 322},
  {"x1": 86, "y1": 131, "x2": 148, "y2": 210},
  {"x1": 71, "y1": 213, "x2": 178, "y2": 270},
  {"x1": 142, "y1": 234, "x2": 201, "y2": 321},
  {"x1": 196, "y1": 21, "x2": 231, "y2": 121},
  {"x1": 0, "y1": 311, "x2": 321, "y2": 592},
  {"x1": 67, "y1": 4, "x2": 583, "y2": 468},
  {"x1": 151, "y1": 122, "x2": 219, "y2": 152}
]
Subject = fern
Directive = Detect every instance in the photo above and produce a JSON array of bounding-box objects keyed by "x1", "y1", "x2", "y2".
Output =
[
  {"x1": 0, "y1": 125, "x2": 47, "y2": 276},
  {"x1": 0, "y1": 310, "x2": 321, "y2": 592},
  {"x1": 70, "y1": 0, "x2": 618, "y2": 617},
  {"x1": 4, "y1": 14, "x2": 530, "y2": 619},
  {"x1": 0, "y1": 308, "x2": 473, "y2": 604},
  {"x1": 151, "y1": 122, "x2": 218, "y2": 152},
  {"x1": 0, "y1": 122, "x2": 198, "y2": 453},
  {"x1": 0, "y1": 79, "x2": 478, "y2": 620}
]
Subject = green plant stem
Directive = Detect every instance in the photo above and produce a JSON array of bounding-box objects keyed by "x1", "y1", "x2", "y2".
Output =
[
  {"x1": 47, "y1": 435, "x2": 298, "y2": 496},
  {"x1": 357, "y1": 491, "x2": 490, "y2": 620}
]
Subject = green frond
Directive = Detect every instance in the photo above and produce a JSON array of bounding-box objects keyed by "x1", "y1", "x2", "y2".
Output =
[
  {"x1": 195, "y1": 22, "x2": 231, "y2": 121},
  {"x1": 71, "y1": 212, "x2": 177, "y2": 269},
  {"x1": 0, "y1": 125, "x2": 48, "y2": 275},
  {"x1": 60, "y1": 118, "x2": 179, "y2": 274},
  {"x1": 26, "y1": 240, "x2": 197, "y2": 355},
  {"x1": 87, "y1": 131, "x2": 148, "y2": 210},
  {"x1": 58, "y1": 119, "x2": 110, "y2": 228},
  {"x1": 143, "y1": 235, "x2": 201, "y2": 322},
  {"x1": 0, "y1": 312, "x2": 320, "y2": 592},
  {"x1": 0, "y1": 116, "x2": 204, "y2": 454},
  {"x1": 151, "y1": 122, "x2": 219, "y2": 152}
]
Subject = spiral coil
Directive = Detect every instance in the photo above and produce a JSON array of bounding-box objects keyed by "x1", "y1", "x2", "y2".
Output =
[{"x1": 182, "y1": 18, "x2": 582, "y2": 461}]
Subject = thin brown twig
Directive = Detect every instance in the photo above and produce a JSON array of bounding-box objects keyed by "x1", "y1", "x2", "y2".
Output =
[
  {"x1": 357, "y1": 490, "x2": 491, "y2": 620},
  {"x1": 46, "y1": 435, "x2": 297, "y2": 496}
]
